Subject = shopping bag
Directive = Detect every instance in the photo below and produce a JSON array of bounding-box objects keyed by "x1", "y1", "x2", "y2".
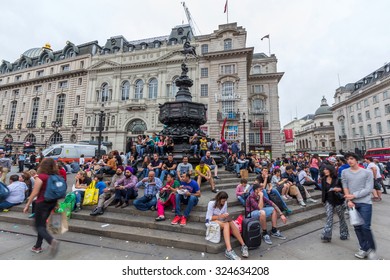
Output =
[
  {"x1": 64, "y1": 192, "x2": 76, "y2": 213},
  {"x1": 240, "y1": 169, "x2": 249, "y2": 179},
  {"x1": 232, "y1": 214, "x2": 243, "y2": 234},
  {"x1": 47, "y1": 211, "x2": 69, "y2": 234},
  {"x1": 82, "y1": 182, "x2": 98, "y2": 206},
  {"x1": 58, "y1": 202, "x2": 72, "y2": 220},
  {"x1": 349, "y1": 207, "x2": 364, "y2": 226},
  {"x1": 205, "y1": 222, "x2": 221, "y2": 243}
]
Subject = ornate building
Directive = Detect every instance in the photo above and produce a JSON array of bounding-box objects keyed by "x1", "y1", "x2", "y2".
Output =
[
  {"x1": 0, "y1": 41, "x2": 99, "y2": 151},
  {"x1": 331, "y1": 62, "x2": 390, "y2": 155},
  {"x1": 295, "y1": 97, "x2": 336, "y2": 155},
  {"x1": 85, "y1": 23, "x2": 284, "y2": 157}
]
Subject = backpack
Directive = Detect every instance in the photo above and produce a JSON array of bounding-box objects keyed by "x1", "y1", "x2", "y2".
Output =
[
  {"x1": 0, "y1": 182, "x2": 10, "y2": 203},
  {"x1": 44, "y1": 175, "x2": 67, "y2": 202}
]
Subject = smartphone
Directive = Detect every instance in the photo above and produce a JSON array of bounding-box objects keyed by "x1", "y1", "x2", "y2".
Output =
[{"x1": 219, "y1": 216, "x2": 233, "y2": 222}]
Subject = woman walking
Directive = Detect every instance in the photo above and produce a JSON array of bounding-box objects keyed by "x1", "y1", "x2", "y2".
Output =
[
  {"x1": 23, "y1": 158, "x2": 60, "y2": 255},
  {"x1": 205, "y1": 191, "x2": 249, "y2": 260},
  {"x1": 320, "y1": 164, "x2": 349, "y2": 242}
]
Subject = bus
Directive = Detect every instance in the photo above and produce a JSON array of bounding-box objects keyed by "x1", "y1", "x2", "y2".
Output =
[{"x1": 364, "y1": 148, "x2": 390, "y2": 163}]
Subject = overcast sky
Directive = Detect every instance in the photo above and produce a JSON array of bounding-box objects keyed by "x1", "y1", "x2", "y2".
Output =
[{"x1": 1, "y1": 0, "x2": 389, "y2": 126}]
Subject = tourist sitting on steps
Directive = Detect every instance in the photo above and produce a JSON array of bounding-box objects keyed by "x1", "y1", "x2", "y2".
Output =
[
  {"x1": 73, "y1": 171, "x2": 93, "y2": 212},
  {"x1": 113, "y1": 167, "x2": 138, "y2": 209},
  {"x1": 155, "y1": 173, "x2": 179, "y2": 221},
  {"x1": 0, "y1": 175, "x2": 27, "y2": 211},
  {"x1": 195, "y1": 160, "x2": 219, "y2": 193},
  {"x1": 147, "y1": 153, "x2": 163, "y2": 179},
  {"x1": 176, "y1": 156, "x2": 193, "y2": 179},
  {"x1": 133, "y1": 171, "x2": 162, "y2": 211},
  {"x1": 159, "y1": 154, "x2": 177, "y2": 183},
  {"x1": 171, "y1": 172, "x2": 201, "y2": 226},
  {"x1": 90, "y1": 166, "x2": 125, "y2": 216},
  {"x1": 201, "y1": 150, "x2": 220, "y2": 179},
  {"x1": 205, "y1": 191, "x2": 249, "y2": 260}
]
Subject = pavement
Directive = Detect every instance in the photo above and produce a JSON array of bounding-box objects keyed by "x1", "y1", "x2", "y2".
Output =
[{"x1": 1, "y1": 166, "x2": 389, "y2": 260}]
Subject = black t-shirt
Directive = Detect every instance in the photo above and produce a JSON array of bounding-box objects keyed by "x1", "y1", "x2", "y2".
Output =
[
  {"x1": 164, "y1": 160, "x2": 177, "y2": 169},
  {"x1": 281, "y1": 172, "x2": 297, "y2": 184},
  {"x1": 256, "y1": 175, "x2": 271, "y2": 184},
  {"x1": 151, "y1": 159, "x2": 162, "y2": 168}
]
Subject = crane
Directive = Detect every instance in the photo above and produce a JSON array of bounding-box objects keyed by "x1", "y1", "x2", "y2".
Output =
[{"x1": 181, "y1": 2, "x2": 201, "y2": 36}]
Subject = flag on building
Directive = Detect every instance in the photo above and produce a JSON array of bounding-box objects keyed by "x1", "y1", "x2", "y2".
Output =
[
  {"x1": 259, "y1": 123, "x2": 264, "y2": 145},
  {"x1": 220, "y1": 117, "x2": 227, "y2": 141},
  {"x1": 224, "y1": 0, "x2": 228, "y2": 13},
  {"x1": 284, "y1": 129, "x2": 294, "y2": 143},
  {"x1": 261, "y1": 34, "x2": 270, "y2": 40}
]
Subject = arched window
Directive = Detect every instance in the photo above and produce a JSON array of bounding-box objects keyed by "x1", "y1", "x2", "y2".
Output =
[
  {"x1": 148, "y1": 78, "x2": 158, "y2": 99},
  {"x1": 134, "y1": 80, "x2": 144, "y2": 99},
  {"x1": 127, "y1": 119, "x2": 147, "y2": 135},
  {"x1": 24, "y1": 134, "x2": 36, "y2": 143},
  {"x1": 224, "y1": 39, "x2": 232, "y2": 50},
  {"x1": 70, "y1": 134, "x2": 77, "y2": 143},
  {"x1": 253, "y1": 65, "x2": 261, "y2": 74},
  {"x1": 49, "y1": 132, "x2": 63, "y2": 145},
  {"x1": 101, "y1": 83, "x2": 109, "y2": 102},
  {"x1": 121, "y1": 81, "x2": 130, "y2": 100},
  {"x1": 252, "y1": 99, "x2": 265, "y2": 112},
  {"x1": 221, "y1": 81, "x2": 234, "y2": 99},
  {"x1": 86, "y1": 116, "x2": 91, "y2": 126}
]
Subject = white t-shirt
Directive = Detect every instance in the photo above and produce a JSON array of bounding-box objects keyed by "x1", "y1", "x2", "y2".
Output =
[
  {"x1": 79, "y1": 158, "x2": 85, "y2": 165},
  {"x1": 205, "y1": 200, "x2": 228, "y2": 223},
  {"x1": 367, "y1": 162, "x2": 381, "y2": 179}
]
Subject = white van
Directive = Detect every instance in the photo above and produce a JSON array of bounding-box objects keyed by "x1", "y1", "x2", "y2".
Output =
[{"x1": 41, "y1": 143, "x2": 107, "y2": 164}]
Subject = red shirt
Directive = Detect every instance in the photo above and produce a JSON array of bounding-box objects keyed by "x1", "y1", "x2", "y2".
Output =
[
  {"x1": 59, "y1": 168, "x2": 67, "y2": 181},
  {"x1": 36, "y1": 174, "x2": 49, "y2": 203}
]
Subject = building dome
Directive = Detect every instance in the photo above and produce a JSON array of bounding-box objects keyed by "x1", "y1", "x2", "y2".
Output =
[
  {"x1": 314, "y1": 96, "x2": 331, "y2": 116},
  {"x1": 22, "y1": 48, "x2": 43, "y2": 58}
]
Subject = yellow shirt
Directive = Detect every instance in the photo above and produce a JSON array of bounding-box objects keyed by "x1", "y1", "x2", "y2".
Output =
[
  {"x1": 195, "y1": 165, "x2": 210, "y2": 176},
  {"x1": 200, "y1": 139, "x2": 208, "y2": 150}
]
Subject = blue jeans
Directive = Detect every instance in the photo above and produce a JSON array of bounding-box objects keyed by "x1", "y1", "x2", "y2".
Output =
[
  {"x1": 235, "y1": 162, "x2": 248, "y2": 174},
  {"x1": 133, "y1": 195, "x2": 157, "y2": 211},
  {"x1": 157, "y1": 146, "x2": 165, "y2": 156},
  {"x1": 354, "y1": 203, "x2": 376, "y2": 252},
  {"x1": 309, "y1": 167, "x2": 319, "y2": 183},
  {"x1": 160, "y1": 170, "x2": 177, "y2": 182},
  {"x1": 0, "y1": 201, "x2": 18, "y2": 210},
  {"x1": 237, "y1": 195, "x2": 246, "y2": 206},
  {"x1": 190, "y1": 145, "x2": 198, "y2": 156},
  {"x1": 74, "y1": 191, "x2": 85, "y2": 205},
  {"x1": 175, "y1": 194, "x2": 198, "y2": 218},
  {"x1": 262, "y1": 189, "x2": 289, "y2": 210}
]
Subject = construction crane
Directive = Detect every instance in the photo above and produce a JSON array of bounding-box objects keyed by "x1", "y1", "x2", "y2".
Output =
[{"x1": 181, "y1": 2, "x2": 201, "y2": 36}]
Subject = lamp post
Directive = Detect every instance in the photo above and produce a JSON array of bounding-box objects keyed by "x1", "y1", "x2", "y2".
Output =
[
  {"x1": 362, "y1": 135, "x2": 367, "y2": 155},
  {"x1": 380, "y1": 136, "x2": 384, "y2": 148},
  {"x1": 51, "y1": 121, "x2": 61, "y2": 144},
  {"x1": 97, "y1": 104, "x2": 105, "y2": 159},
  {"x1": 242, "y1": 112, "x2": 247, "y2": 154}
]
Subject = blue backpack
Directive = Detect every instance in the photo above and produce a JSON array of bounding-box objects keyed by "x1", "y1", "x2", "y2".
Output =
[
  {"x1": 44, "y1": 175, "x2": 67, "y2": 201},
  {"x1": 0, "y1": 182, "x2": 10, "y2": 203}
]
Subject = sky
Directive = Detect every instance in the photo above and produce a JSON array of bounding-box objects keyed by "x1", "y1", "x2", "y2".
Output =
[{"x1": 1, "y1": 0, "x2": 390, "y2": 126}]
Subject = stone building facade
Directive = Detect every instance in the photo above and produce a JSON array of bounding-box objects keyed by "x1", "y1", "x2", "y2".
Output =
[
  {"x1": 331, "y1": 62, "x2": 390, "y2": 155},
  {"x1": 0, "y1": 41, "x2": 99, "y2": 151}
]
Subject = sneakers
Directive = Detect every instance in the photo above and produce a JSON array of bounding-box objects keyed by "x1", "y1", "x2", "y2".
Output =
[
  {"x1": 31, "y1": 246, "x2": 42, "y2": 253},
  {"x1": 211, "y1": 189, "x2": 219, "y2": 193},
  {"x1": 321, "y1": 236, "x2": 331, "y2": 243},
  {"x1": 121, "y1": 202, "x2": 130, "y2": 208},
  {"x1": 241, "y1": 245, "x2": 249, "y2": 258},
  {"x1": 214, "y1": 176, "x2": 220, "y2": 179},
  {"x1": 171, "y1": 215, "x2": 182, "y2": 225},
  {"x1": 155, "y1": 216, "x2": 166, "y2": 222},
  {"x1": 180, "y1": 216, "x2": 187, "y2": 226},
  {"x1": 307, "y1": 198, "x2": 317, "y2": 203},
  {"x1": 284, "y1": 209, "x2": 293, "y2": 215},
  {"x1": 299, "y1": 200, "x2": 306, "y2": 207},
  {"x1": 355, "y1": 249, "x2": 369, "y2": 259},
  {"x1": 28, "y1": 213, "x2": 35, "y2": 218},
  {"x1": 368, "y1": 250, "x2": 379, "y2": 260},
  {"x1": 50, "y1": 239, "x2": 60, "y2": 257},
  {"x1": 74, "y1": 203, "x2": 82, "y2": 212},
  {"x1": 271, "y1": 230, "x2": 286, "y2": 240},
  {"x1": 150, "y1": 205, "x2": 156, "y2": 211},
  {"x1": 225, "y1": 249, "x2": 241, "y2": 260},
  {"x1": 263, "y1": 234, "x2": 272, "y2": 245},
  {"x1": 115, "y1": 201, "x2": 123, "y2": 208}
]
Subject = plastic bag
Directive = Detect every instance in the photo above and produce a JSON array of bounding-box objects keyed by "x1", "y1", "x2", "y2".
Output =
[
  {"x1": 82, "y1": 181, "x2": 98, "y2": 206},
  {"x1": 349, "y1": 207, "x2": 364, "y2": 226},
  {"x1": 47, "y1": 211, "x2": 69, "y2": 234}
]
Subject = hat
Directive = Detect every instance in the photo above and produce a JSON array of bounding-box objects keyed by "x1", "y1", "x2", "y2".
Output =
[
  {"x1": 125, "y1": 166, "x2": 134, "y2": 174},
  {"x1": 117, "y1": 166, "x2": 124, "y2": 172}
]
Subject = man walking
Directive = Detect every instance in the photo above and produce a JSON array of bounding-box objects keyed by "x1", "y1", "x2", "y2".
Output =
[{"x1": 342, "y1": 153, "x2": 377, "y2": 259}]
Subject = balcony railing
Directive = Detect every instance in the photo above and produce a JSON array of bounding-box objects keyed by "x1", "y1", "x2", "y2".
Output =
[
  {"x1": 250, "y1": 108, "x2": 268, "y2": 115},
  {"x1": 215, "y1": 93, "x2": 240, "y2": 102},
  {"x1": 250, "y1": 121, "x2": 269, "y2": 129},
  {"x1": 217, "y1": 111, "x2": 240, "y2": 121},
  {"x1": 5, "y1": 124, "x2": 13, "y2": 129}
]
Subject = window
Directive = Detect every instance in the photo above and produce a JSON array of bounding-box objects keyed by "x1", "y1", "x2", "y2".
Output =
[
  {"x1": 349, "y1": 105, "x2": 354, "y2": 112},
  {"x1": 201, "y1": 44, "x2": 208, "y2": 54},
  {"x1": 221, "y1": 100, "x2": 236, "y2": 119},
  {"x1": 253, "y1": 85, "x2": 264, "y2": 93},
  {"x1": 220, "y1": 64, "x2": 236, "y2": 75},
  {"x1": 385, "y1": 104, "x2": 390, "y2": 115},
  {"x1": 121, "y1": 81, "x2": 130, "y2": 100},
  {"x1": 253, "y1": 65, "x2": 261, "y2": 74},
  {"x1": 330, "y1": 121, "x2": 333, "y2": 126},
  {"x1": 352, "y1": 127, "x2": 356, "y2": 137},
  {"x1": 373, "y1": 95, "x2": 379, "y2": 103},
  {"x1": 9, "y1": 101, "x2": 17, "y2": 128},
  {"x1": 61, "y1": 64, "x2": 70, "y2": 72},
  {"x1": 50, "y1": 67, "x2": 54, "y2": 74},
  {"x1": 320, "y1": 122, "x2": 324, "y2": 126},
  {"x1": 148, "y1": 78, "x2": 158, "y2": 99},
  {"x1": 364, "y1": 99, "x2": 369, "y2": 107},
  {"x1": 224, "y1": 125, "x2": 238, "y2": 140},
  {"x1": 374, "y1": 107, "x2": 381, "y2": 117},
  {"x1": 200, "y1": 84, "x2": 208, "y2": 97},
  {"x1": 80, "y1": 61, "x2": 84, "y2": 68},
  {"x1": 387, "y1": 120, "x2": 390, "y2": 132},
  {"x1": 384, "y1": 91, "x2": 389, "y2": 100},
  {"x1": 224, "y1": 39, "x2": 232, "y2": 50},
  {"x1": 200, "y1": 68, "x2": 208, "y2": 78},
  {"x1": 252, "y1": 99, "x2": 265, "y2": 112},
  {"x1": 359, "y1": 126, "x2": 364, "y2": 136},
  {"x1": 73, "y1": 114, "x2": 78, "y2": 124},
  {"x1": 59, "y1": 81, "x2": 68, "y2": 89},
  {"x1": 356, "y1": 102, "x2": 361, "y2": 110},
  {"x1": 365, "y1": 110, "x2": 371, "y2": 120},
  {"x1": 76, "y1": 95, "x2": 80, "y2": 106},
  {"x1": 111, "y1": 116, "x2": 115, "y2": 126},
  {"x1": 15, "y1": 75, "x2": 21, "y2": 81},
  {"x1": 36, "y1": 70, "x2": 44, "y2": 77},
  {"x1": 221, "y1": 81, "x2": 234, "y2": 99},
  {"x1": 264, "y1": 133, "x2": 271, "y2": 144},
  {"x1": 351, "y1": 115, "x2": 355, "y2": 124},
  {"x1": 55, "y1": 94, "x2": 66, "y2": 124},
  {"x1": 357, "y1": 113, "x2": 362, "y2": 122},
  {"x1": 367, "y1": 124, "x2": 372, "y2": 135},
  {"x1": 134, "y1": 80, "x2": 144, "y2": 99},
  {"x1": 45, "y1": 99, "x2": 49, "y2": 109},
  {"x1": 22, "y1": 102, "x2": 26, "y2": 111},
  {"x1": 101, "y1": 83, "x2": 109, "y2": 102},
  {"x1": 86, "y1": 116, "x2": 91, "y2": 126},
  {"x1": 377, "y1": 122, "x2": 383, "y2": 134},
  {"x1": 48, "y1": 83, "x2": 52, "y2": 90},
  {"x1": 78, "y1": 78, "x2": 82, "y2": 86},
  {"x1": 34, "y1": 85, "x2": 42, "y2": 93}
]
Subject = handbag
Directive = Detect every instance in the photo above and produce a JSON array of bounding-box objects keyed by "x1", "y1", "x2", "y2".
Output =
[
  {"x1": 47, "y1": 211, "x2": 69, "y2": 234},
  {"x1": 349, "y1": 207, "x2": 364, "y2": 226},
  {"x1": 205, "y1": 222, "x2": 221, "y2": 243},
  {"x1": 82, "y1": 181, "x2": 99, "y2": 206}
]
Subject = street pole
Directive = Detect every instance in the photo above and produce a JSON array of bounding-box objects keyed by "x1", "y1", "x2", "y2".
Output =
[
  {"x1": 98, "y1": 108, "x2": 104, "y2": 159},
  {"x1": 243, "y1": 112, "x2": 246, "y2": 154}
]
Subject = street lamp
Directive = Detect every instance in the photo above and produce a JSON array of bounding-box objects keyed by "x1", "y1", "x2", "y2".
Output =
[
  {"x1": 242, "y1": 112, "x2": 247, "y2": 154},
  {"x1": 97, "y1": 104, "x2": 106, "y2": 159},
  {"x1": 51, "y1": 121, "x2": 61, "y2": 144},
  {"x1": 380, "y1": 136, "x2": 384, "y2": 148}
]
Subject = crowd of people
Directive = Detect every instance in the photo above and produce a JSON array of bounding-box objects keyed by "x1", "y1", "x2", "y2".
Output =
[{"x1": 0, "y1": 136, "x2": 388, "y2": 260}]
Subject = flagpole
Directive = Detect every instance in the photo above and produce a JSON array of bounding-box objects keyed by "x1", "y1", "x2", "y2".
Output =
[
  {"x1": 268, "y1": 37, "x2": 271, "y2": 56},
  {"x1": 226, "y1": 0, "x2": 229, "y2": 23}
]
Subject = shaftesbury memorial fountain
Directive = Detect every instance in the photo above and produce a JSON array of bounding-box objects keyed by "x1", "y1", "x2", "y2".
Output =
[{"x1": 158, "y1": 41, "x2": 208, "y2": 159}]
